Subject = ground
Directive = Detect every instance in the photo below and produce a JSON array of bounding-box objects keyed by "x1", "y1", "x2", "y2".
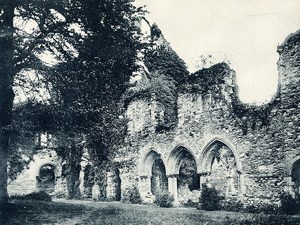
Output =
[{"x1": 1, "y1": 199, "x2": 300, "y2": 225}]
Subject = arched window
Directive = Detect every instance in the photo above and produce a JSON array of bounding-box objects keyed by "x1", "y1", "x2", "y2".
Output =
[{"x1": 37, "y1": 164, "x2": 56, "y2": 193}]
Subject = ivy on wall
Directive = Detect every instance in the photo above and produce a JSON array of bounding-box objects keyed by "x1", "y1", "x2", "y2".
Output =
[{"x1": 123, "y1": 23, "x2": 189, "y2": 131}]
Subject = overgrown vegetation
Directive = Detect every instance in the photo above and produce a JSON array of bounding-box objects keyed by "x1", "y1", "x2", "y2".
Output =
[
  {"x1": 10, "y1": 191, "x2": 52, "y2": 202},
  {"x1": 280, "y1": 192, "x2": 300, "y2": 215},
  {"x1": 180, "y1": 62, "x2": 280, "y2": 132},
  {"x1": 123, "y1": 23, "x2": 189, "y2": 131},
  {"x1": 122, "y1": 186, "x2": 142, "y2": 204},
  {"x1": 1, "y1": 0, "x2": 145, "y2": 203},
  {"x1": 154, "y1": 191, "x2": 174, "y2": 208},
  {"x1": 198, "y1": 185, "x2": 223, "y2": 211}
]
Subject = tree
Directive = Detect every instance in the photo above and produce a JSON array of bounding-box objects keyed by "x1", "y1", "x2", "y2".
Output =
[
  {"x1": 1, "y1": 0, "x2": 144, "y2": 202},
  {"x1": 0, "y1": 0, "x2": 17, "y2": 205}
]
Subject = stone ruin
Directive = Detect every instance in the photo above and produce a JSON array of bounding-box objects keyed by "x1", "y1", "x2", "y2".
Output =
[{"x1": 7, "y1": 29, "x2": 300, "y2": 208}]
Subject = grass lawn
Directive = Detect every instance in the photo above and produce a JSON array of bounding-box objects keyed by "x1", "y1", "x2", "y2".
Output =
[{"x1": 1, "y1": 199, "x2": 299, "y2": 225}]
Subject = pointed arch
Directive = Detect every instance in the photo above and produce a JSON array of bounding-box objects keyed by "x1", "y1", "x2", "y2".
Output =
[
  {"x1": 167, "y1": 145, "x2": 198, "y2": 175},
  {"x1": 140, "y1": 149, "x2": 166, "y2": 177},
  {"x1": 199, "y1": 137, "x2": 242, "y2": 174},
  {"x1": 199, "y1": 137, "x2": 244, "y2": 196}
]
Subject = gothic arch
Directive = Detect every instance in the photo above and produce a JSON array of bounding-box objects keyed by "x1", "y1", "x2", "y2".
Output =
[
  {"x1": 199, "y1": 137, "x2": 242, "y2": 174},
  {"x1": 167, "y1": 145, "x2": 198, "y2": 175},
  {"x1": 139, "y1": 149, "x2": 168, "y2": 200},
  {"x1": 140, "y1": 149, "x2": 166, "y2": 177},
  {"x1": 199, "y1": 137, "x2": 244, "y2": 196}
]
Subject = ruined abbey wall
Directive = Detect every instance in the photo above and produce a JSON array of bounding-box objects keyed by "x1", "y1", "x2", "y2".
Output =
[
  {"x1": 115, "y1": 30, "x2": 300, "y2": 206},
  {"x1": 8, "y1": 30, "x2": 300, "y2": 207}
]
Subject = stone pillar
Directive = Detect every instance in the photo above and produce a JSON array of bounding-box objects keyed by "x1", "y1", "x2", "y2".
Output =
[
  {"x1": 167, "y1": 175, "x2": 178, "y2": 203},
  {"x1": 238, "y1": 173, "x2": 245, "y2": 196},
  {"x1": 284, "y1": 176, "x2": 294, "y2": 197},
  {"x1": 92, "y1": 183, "x2": 100, "y2": 201},
  {"x1": 55, "y1": 176, "x2": 62, "y2": 193},
  {"x1": 226, "y1": 169, "x2": 235, "y2": 196},
  {"x1": 106, "y1": 172, "x2": 115, "y2": 200},
  {"x1": 79, "y1": 168, "x2": 85, "y2": 196},
  {"x1": 139, "y1": 176, "x2": 151, "y2": 199}
]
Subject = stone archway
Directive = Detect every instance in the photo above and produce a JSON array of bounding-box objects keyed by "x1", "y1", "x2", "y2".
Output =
[
  {"x1": 37, "y1": 164, "x2": 56, "y2": 194},
  {"x1": 167, "y1": 146, "x2": 199, "y2": 203},
  {"x1": 139, "y1": 150, "x2": 168, "y2": 201},
  {"x1": 291, "y1": 159, "x2": 300, "y2": 195},
  {"x1": 200, "y1": 139, "x2": 243, "y2": 197},
  {"x1": 151, "y1": 158, "x2": 168, "y2": 195}
]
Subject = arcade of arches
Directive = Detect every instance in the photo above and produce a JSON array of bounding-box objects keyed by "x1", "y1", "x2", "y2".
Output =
[
  {"x1": 139, "y1": 141, "x2": 242, "y2": 204},
  {"x1": 7, "y1": 30, "x2": 300, "y2": 207}
]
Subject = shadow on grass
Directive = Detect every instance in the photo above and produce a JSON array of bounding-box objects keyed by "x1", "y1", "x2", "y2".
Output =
[
  {"x1": 0, "y1": 200, "x2": 88, "y2": 225},
  {"x1": 1, "y1": 200, "x2": 300, "y2": 225}
]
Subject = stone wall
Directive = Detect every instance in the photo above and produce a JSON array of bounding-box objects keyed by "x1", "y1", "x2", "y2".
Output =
[
  {"x1": 7, "y1": 149, "x2": 65, "y2": 196},
  {"x1": 8, "y1": 30, "x2": 300, "y2": 207},
  {"x1": 115, "y1": 30, "x2": 300, "y2": 206}
]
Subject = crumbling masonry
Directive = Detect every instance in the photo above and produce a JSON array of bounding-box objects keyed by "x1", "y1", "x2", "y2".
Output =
[{"x1": 8, "y1": 30, "x2": 300, "y2": 207}]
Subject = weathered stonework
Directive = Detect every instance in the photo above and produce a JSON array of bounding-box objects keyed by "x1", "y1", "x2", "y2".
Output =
[
  {"x1": 8, "y1": 30, "x2": 300, "y2": 208},
  {"x1": 114, "y1": 30, "x2": 300, "y2": 206},
  {"x1": 7, "y1": 149, "x2": 65, "y2": 196}
]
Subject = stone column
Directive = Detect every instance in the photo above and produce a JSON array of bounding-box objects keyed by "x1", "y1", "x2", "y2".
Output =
[
  {"x1": 238, "y1": 172, "x2": 245, "y2": 196},
  {"x1": 139, "y1": 175, "x2": 151, "y2": 199},
  {"x1": 226, "y1": 169, "x2": 235, "y2": 196},
  {"x1": 55, "y1": 176, "x2": 62, "y2": 193},
  {"x1": 284, "y1": 176, "x2": 294, "y2": 197},
  {"x1": 167, "y1": 175, "x2": 178, "y2": 203},
  {"x1": 79, "y1": 168, "x2": 85, "y2": 196},
  {"x1": 106, "y1": 172, "x2": 115, "y2": 200}
]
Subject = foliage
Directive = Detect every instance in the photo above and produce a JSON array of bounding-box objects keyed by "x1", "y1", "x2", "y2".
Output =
[
  {"x1": 280, "y1": 192, "x2": 300, "y2": 215},
  {"x1": 181, "y1": 63, "x2": 234, "y2": 94},
  {"x1": 40, "y1": 0, "x2": 144, "y2": 167},
  {"x1": 199, "y1": 185, "x2": 223, "y2": 211},
  {"x1": 154, "y1": 191, "x2": 174, "y2": 208},
  {"x1": 10, "y1": 191, "x2": 52, "y2": 202},
  {"x1": 8, "y1": 101, "x2": 55, "y2": 180},
  {"x1": 146, "y1": 23, "x2": 189, "y2": 83},
  {"x1": 221, "y1": 199, "x2": 244, "y2": 212},
  {"x1": 182, "y1": 199, "x2": 199, "y2": 208},
  {"x1": 122, "y1": 186, "x2": 142, "y2": 204},
  {"x1": 1, "y1": 0, "x2": 144, "y2": 201},
  {"x1": 123, "y1": 22, "x2": 189, "y2": 131},
  {"x1": 82, "y1": 164, "x2": 95, "y2": 198}
]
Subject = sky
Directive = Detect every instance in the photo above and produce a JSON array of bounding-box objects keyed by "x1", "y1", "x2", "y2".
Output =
[{"x1": 135, "y1": 0, "x2": 300, "y2": 103}]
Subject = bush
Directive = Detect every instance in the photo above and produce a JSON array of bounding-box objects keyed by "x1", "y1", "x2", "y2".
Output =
[
  {"x1": 221, "y1": 199, "x2": 244, "y2": 212},
  {"x1": 243, "y1": 202, "x2": 280, "y2": 214},
  {"x1": 182, "y1": 199, "x2": 198, "y2": 208},
  {"x1": 11, "y1": 191, "x2": 52, "y2": 202},
  {"x1": 280, "y1": 192, "x2": 299, "y2": 215},
  {"x1": 154, "y1": 191, "x2": 174, "y2": 208},
  {"x1": 199, "y1": 185, "x2": 222, "y2": 211},
  {"x1": 122, "y1": 186, "x2": 142, "y2": 204}
]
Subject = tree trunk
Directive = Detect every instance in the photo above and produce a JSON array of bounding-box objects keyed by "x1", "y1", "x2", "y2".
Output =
[
  {"x1": 0, "y1": 0, "x2": 16, "y2": 205},
  {"x1": 66, "y1": 143, "x2": 82, "y2": 199}
]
